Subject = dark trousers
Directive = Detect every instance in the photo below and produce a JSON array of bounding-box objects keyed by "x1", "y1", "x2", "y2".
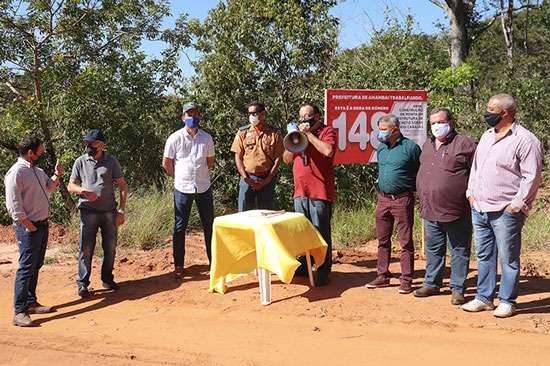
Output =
[
  {"x1": 375, "y1": 192, "x2": 415, "y2": 284},
  {"x1": 173, "y1": 187, "x2": 214, "y2": 267},
  {"x1": 13, "y1": 222, "x2": 49, "y2": 314},
  {"x1": 238, "y1": 175, "x2": 276, "y2": 212}
]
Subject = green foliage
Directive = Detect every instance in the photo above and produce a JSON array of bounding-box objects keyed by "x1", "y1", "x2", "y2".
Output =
[{"x1": 178, "y1": 0, "x2": 339, "y2": 208}]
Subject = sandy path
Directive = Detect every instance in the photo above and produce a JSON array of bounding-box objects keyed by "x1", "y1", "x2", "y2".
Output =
[{"x1": 0, "y1": 230, "x2": 549, "y2": 366}]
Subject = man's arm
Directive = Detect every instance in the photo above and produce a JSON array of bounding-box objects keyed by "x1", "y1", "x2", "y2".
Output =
[
  {"x1": 115, "y1": 177, "x2": 128, "y2": 226},
  {"x1": 162, "y1": 157, "x2": 174, "y2": 177},
  {"x1": 234, "y1": 153, "x2": 257, "y2": 188},
  {"x1": 282, "y1": 150, "x2": 294, "y2": 164},
  {"x1": 207, "y1": 156, "x2": 215, "y2": 169},
  {"x1": 67, "y1": 178, "x2": 99, "y2": 202}
]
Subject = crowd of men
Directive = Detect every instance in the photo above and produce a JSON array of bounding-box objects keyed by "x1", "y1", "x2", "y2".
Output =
[{"x1": 4, "y1": 93, "x2": 543, "y2": 326}]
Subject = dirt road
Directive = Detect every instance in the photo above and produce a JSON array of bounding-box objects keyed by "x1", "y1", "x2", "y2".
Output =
[{"x1": 1, "y1": 227, "x2": 549, "y2": 366}]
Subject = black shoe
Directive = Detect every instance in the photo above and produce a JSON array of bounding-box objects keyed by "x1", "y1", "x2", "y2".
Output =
[
  {"x1": 413, "y1": 286, "x2": 440, "y2": 298},
  {"x1": 102, "y1": 281, "x2": 120, "y2": 290},
  {"x1": 315, "y1": 272, "x2": 330, "y2": 287},
  {"x1": 451, "y1": 292, "x2": 466, "y2": 305},
  {"x1": 294, "y1": 263, "x2": 309, "y2": 277},
  {"x1": 78, "y1": 285, "x2": 90, "y2": 297}
]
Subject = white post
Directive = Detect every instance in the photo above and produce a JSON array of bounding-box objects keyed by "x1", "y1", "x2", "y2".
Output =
[{"x1": 258, "y1": 267, "x2": 272, "y2": 305}]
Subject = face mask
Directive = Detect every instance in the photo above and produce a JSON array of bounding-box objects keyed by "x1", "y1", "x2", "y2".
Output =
[
  {"x1": 86, "y1": 145, "x2": 99, "y2": 157},
  {"x1": 484, "y1": 111, "x2": 503, "y2": 127},
  {"x1": 249, "y1": 114, "x2": 260, "y2": 126},
  {"x1": 185, "y1": 117, "x2": 200, "y2": 128},
  {"x1": 301, "y1": 117, "x2": 315, "y2": 126},
  {"x1": 431, "y1": 123, "x2": 451, "y2": 139},
  {"x1": 377, "y1": 131, "x2": 392, "y2": 144}
]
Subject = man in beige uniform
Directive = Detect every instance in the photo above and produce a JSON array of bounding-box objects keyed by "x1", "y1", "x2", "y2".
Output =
[{"x1": 231, "y1": 101, "x2": 284, "y2": 212}]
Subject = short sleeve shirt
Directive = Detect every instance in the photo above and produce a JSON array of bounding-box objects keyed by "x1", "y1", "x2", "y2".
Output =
[
  {"x1": 291, "y1": 124, "x2": 336, "y2": 203},
  {"x1": 70, "y1": 152, "x2": 124, "y2": 211},
  {"x1": 164, "y1": 127, "x2": 215, "y2": 194},
  {"x1": 230, "y1": 124, "x2": 284, "y2": 174},
  {"x1": 377, "y1": 135, "x2": 421, "y2": 195}
]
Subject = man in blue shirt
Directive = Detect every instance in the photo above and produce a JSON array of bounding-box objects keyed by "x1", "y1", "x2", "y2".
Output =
[{"x1": 366, "y1": 114, "x2": 421, "y2": 294}]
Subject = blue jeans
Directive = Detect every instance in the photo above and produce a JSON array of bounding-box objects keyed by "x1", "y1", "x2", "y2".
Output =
[
  {"x1": 77, "y1": 209, "x2": 118, "y2": 287},
  {"x1": 13, "y1": 222, "x2": 49, "y2": 314},
  {"x1": 173, "y1": 188, "x2": 214, "y2": 267},
  {"x1": 472, "y1": 208, "x2": 526, "y2": 305},
  {"x1": 294, "y1": 197, "x2": 332, "y2": 275},
  {"x1": 423, "y1": 216, "x2": 471, "y2": 293},
  {"x1": 238, "y1": 175, "x2": 276, "y2": 212}
]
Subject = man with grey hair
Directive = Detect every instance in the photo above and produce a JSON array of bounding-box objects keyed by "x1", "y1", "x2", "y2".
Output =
[
  {"x1": 366, "y1": 114, "x2": 421, "y2": 294},
  {"x1": 462, "y1": 94, "x2": 542, "y2": 317},
  {"x1": 414, "y1": 108, "x2": 477, "y2": 305}
]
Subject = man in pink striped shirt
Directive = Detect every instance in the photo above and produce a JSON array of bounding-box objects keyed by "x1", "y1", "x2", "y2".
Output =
[{"x1": 462, "y1": 94, "x2": 542, "y2": 318}]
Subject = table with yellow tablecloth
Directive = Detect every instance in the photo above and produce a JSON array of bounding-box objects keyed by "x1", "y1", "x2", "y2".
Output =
[{"x1": 209, "y1": 210, "x2": 328, "y2": 299}]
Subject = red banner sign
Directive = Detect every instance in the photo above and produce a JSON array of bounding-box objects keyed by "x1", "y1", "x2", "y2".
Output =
[{"x1": 325, "y1": 89, "x2": 428, "y2": 164}]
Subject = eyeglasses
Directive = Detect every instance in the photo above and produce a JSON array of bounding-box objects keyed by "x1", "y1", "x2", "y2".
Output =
[
  {"x1": 299, "y1": 114, "x2": 314, "y2": 120},
  {"x1": 248, "y1": 110, "x2": 263, "y2": 116}
]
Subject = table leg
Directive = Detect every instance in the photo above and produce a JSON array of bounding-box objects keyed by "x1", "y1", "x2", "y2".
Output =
[
  {"x1": 305, "y1": 250, "x2": 314, "y2": 287},
  {"x1": 258, "y1": 267, "x2": 272, "y2": 305}
]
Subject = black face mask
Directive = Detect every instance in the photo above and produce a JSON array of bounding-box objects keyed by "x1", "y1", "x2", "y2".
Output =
[
  {"x1": 484, "y1": 111, "x2": 503, "y2": 127},
  {"x1": 301, "y1": 117, "x2": 316, "y2": 126},
  {"x1": 86, "y1": 145, "x2": 99, "y2": 157}
]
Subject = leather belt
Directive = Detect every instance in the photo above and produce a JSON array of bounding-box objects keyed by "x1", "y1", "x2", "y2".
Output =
[
  {"x1": 246, "y1": 171, "x2": 269, "y2": 177},
  {"x1": 380, "y1": 191, "x2": 412, "y2": 200},
  {"x1": 31, "y1": 219, "x2": 49, "y2": 226}
]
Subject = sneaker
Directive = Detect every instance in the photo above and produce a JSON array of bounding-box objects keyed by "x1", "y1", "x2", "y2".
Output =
[
  {"x1": 461, "y1": 298, "x2": 495, "y2": 312},
  {"x1": 174, "y1": 266, "x2": 184, "y2": 279},
  {"x1": 28, "y1": 302, "x2": 54, "y2": 314},
  {"x1": 493, "y1": 303, "x2": 516, "y2": 318},
  {"x1": 413, "y1": 286, "x2": 439, "y2": 297},
  {"x1": 451, "y1": 292, "x2": 466, "y2": 305},
  {"x1": 12, "y1": 312, "x2": 33, "y2": 327},
  {"x1": 78, "y1": 285, "x2": 90, "y2": 297},
  {"x1": 398, "y1": 282, "x2": 413, "y2": 294},
  {"x1": 365, "y1": 275, "x2": 390, "y2": 289},
  {"x1": 315, "y1": 272, "x2": 330, "y2": 287},
  {"x1": 102, "y1": 281, "x2": 120, "y2": 290}
]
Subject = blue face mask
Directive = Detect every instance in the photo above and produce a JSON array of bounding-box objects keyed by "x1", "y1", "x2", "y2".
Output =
[
  {"x1": 377, "y1": 131, "x2": 392, "y2": 144},
  {"x1": 185, "y1": 117, "x2": 200, "y2": 128}
]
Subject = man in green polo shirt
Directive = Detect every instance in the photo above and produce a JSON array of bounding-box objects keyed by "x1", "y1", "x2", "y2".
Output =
[{"x1": 365, "y1": 114, "x2": 421, "y2": 294}]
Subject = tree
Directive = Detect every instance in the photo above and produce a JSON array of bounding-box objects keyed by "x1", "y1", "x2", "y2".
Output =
[
  {"x1": 175, "y1": 0, "x2": 340, "y2": 208},
  {"x1": 0, "y1": 0, "x2": 171, "y2": 216},
  {"x1": 0, "y1": 1, "x2": 170, "y2": 208}
]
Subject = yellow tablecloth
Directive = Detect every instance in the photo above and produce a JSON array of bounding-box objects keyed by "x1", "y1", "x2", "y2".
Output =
[{"x1": 209, "y1": 210, "x2": 328, "y2": 294}]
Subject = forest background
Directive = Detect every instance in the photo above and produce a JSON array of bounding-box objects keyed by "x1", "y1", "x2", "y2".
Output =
[{"x1": 0, "y1": 0, "x2": 548, "y2": 251}]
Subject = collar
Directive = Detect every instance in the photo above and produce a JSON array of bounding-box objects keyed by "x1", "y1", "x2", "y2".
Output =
[
  {"x1": 86, "y1": 151, "x2": 105, "y2": 162},
  {"x1": 17, "y1": 157, "x2": 32, "y2": 168},
  {"x1": 431, "y1": 128, "x2": 457, "y2": 145}
]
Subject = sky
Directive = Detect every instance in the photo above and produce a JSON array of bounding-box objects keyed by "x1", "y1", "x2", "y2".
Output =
[{"x1": 142, "y1": 0, "x2": 448, "y2": 76}]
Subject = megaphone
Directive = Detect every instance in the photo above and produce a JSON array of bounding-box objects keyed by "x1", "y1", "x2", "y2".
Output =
[{"x1": 284, "y1": 122, "x2": 309, "y2": 154}]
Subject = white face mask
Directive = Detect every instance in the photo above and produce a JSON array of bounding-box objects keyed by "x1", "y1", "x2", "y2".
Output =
[
  {"x1": 431, "y1": 122, "x2": 451, "y2": 139},
  {"x1": 249, "y1": 114, "x2": 260, "y2": 126}
]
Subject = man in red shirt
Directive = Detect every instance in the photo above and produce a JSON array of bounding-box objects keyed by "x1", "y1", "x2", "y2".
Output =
[{"x1": 283, "y1": 103, "x2": 336, "y2": 286}]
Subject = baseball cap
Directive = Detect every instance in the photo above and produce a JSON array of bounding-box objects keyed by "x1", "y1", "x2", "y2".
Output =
[
  {"x1": 183, "y1": 101, "x2": 200, "y2": 114},
  {"x1": 83, "y1": 129, "x2": 105, "y2": 143}
]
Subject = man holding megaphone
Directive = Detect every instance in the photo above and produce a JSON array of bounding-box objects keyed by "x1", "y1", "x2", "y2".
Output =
[
  {"x1": 231, "y1": 101, "x2": 284, "y2": 212},
  {"x1": 283, "y1": 103, "x2": 336, "y2": 286}
]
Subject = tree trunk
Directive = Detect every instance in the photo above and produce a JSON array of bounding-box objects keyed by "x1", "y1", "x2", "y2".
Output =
[{"x1": 500, "y1": 0, "x2": 515, "y2": 70}]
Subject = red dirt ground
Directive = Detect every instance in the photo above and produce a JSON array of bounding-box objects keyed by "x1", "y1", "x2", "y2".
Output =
[{"x1": 0, "y1": 223, "x2": 549, "y2": 366}]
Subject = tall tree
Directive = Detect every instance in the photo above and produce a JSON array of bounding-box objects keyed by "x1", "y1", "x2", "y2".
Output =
[
  {"x1": 0, "y1": 0, "x2": 170, "y2": 212},
  {"x1": 175, "y1": 0, "x2": 339, "y2": 208}
]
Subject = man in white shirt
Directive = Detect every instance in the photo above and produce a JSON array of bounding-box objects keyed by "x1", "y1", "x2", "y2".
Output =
[
  {"x1": 163, "y1": 102, "x2": 216, "y2": 279},
  {"x1": 5, "y1": 135, "x2": 64, "y2": 326}
]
